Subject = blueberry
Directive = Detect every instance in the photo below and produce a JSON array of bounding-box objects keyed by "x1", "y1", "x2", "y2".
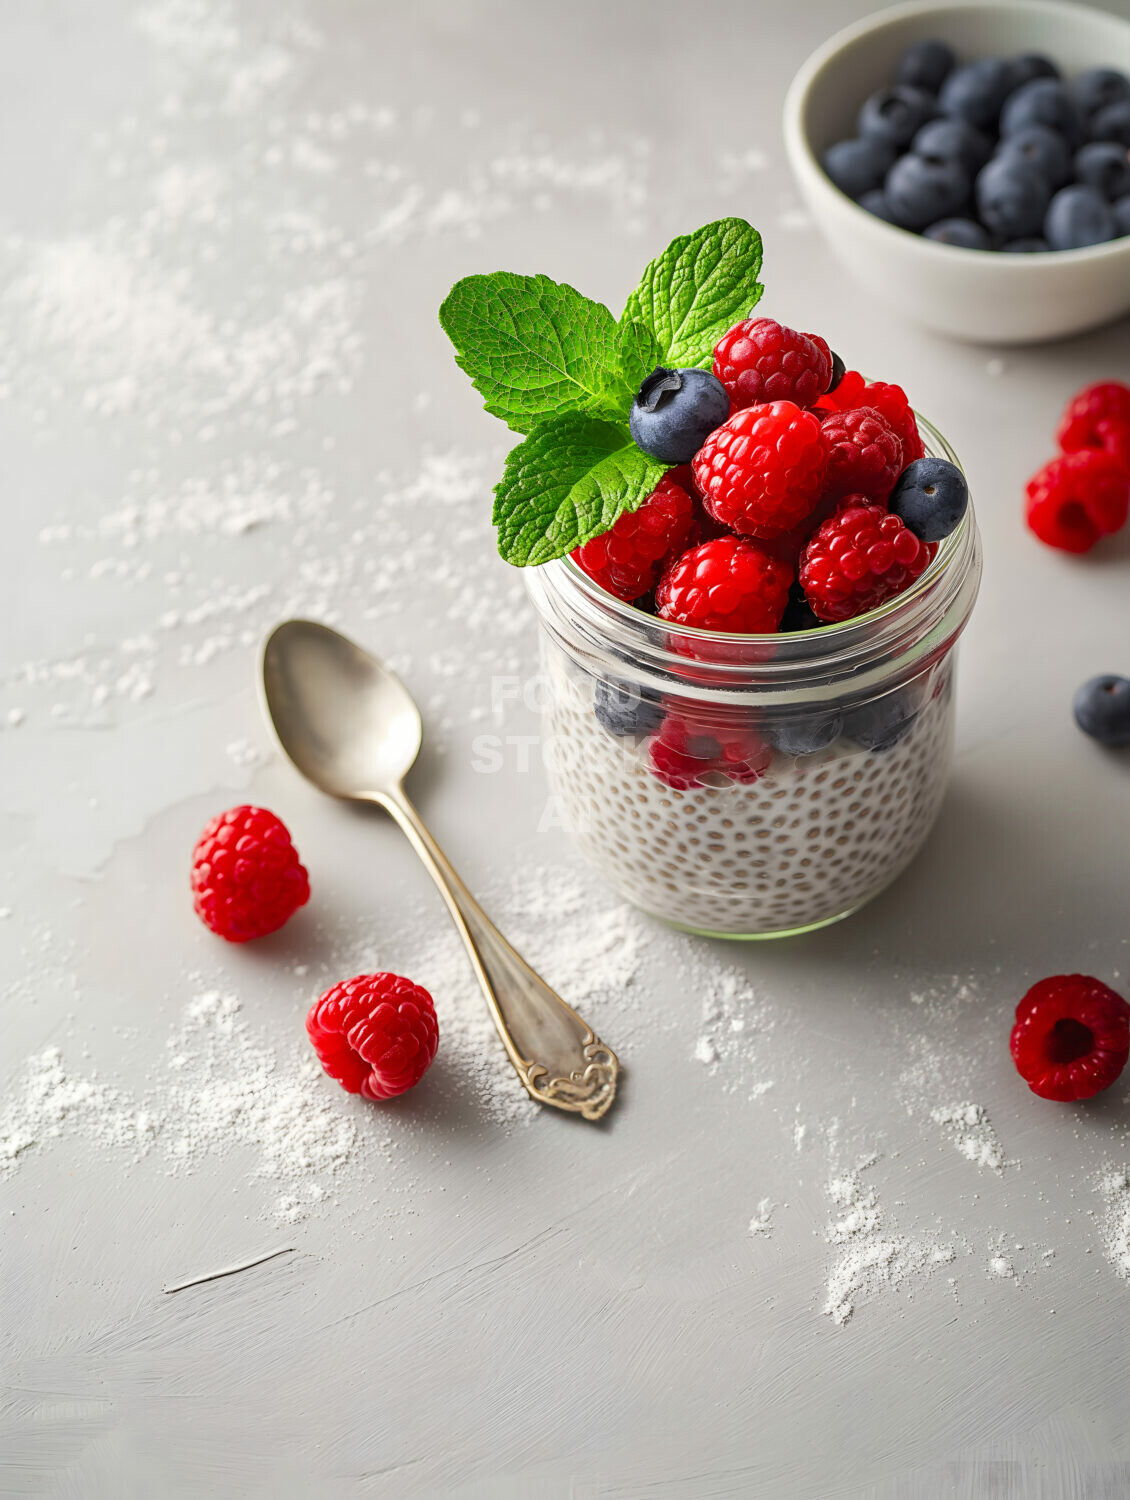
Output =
[
  {"x1": 912, "y1": 117, "x2": 993, "y2": 175},
  {"x1": 628, "y1": 367, "x2": 729, "y2": 464},
  {"x1": 1075, "y1": 141, "x2": 1130, "y2": 200},
  {"x1": 823, "y1": 136, "x2": 897, "y2": 199},
  {"x1": 1074, "y1": 675, "x2": 1130, "y2": 746},
  {"x1": 845, "y1": 684, "x2": 925, "y2": 753},
  {"x1": 975, "y1": 156, "x2": 1050, "y2": 239},
  {"x1": 889, "y1": 457, "x2": 969, "y2": 541},
  {"x1": 858, "y1": 187, "x2": 901, "y2": 224},
  {"x1": 1001, "y1": 237, "x2": 1050, "y2": 251},
  {"x1": 827, "y1": 350, "x2": 846, "y2": 394},
  {"x1": 896, "y1": 39, "x2": 955, "y2": 93},
  {"x1": 1114, "y1": 196, "x2": 1130, "y2": 237},
  {"x1": 779, "y1": 582, "x2": 822, "y2": 633},
  {"x1": 763, "y1": 709, "x2": 843, "y2": 757},
  {"x1": 1000, "y1": 79, "x2": 1082, "y2": 146},
  {"x1": 922, "y1": 216, "x2": 993, "y2": 249},
  {"x1": 939, "y1": 58, "x2": 1015, "y2": 130},
  {"x1": 885, "y1": 153, "x2": 970, "y2": 231},
  {"x1": 1007, "y1": 54, "x2": 1060, "y2": 88},
  {"x1": 1073, "y1": 68, "x2": 1130, "y2": 121},
  {"x1": 858, "y1": 85, "x2": 938, "y2": 150},
  {"x1": 1045, "y1": 184, "x2": 1118, "y2": 249},
  {"x1": 994, "y1": 124, "x2": 1073, "y2": 190},
  {"x1": 1090, "y1": 100, "x2": 1130, "y2": 147},
  {"x1": 594, "y1": 678, "x2": 663, "y2": 738}
]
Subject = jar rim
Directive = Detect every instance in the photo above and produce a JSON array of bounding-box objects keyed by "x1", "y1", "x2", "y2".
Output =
[{"x1": 525, "y1": 411, "x2": 982, "y2": 704}]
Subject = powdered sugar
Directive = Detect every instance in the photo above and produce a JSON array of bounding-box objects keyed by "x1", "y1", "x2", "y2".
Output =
[
  {"x1": 1097, "y1": 1170, "x2": 1130, "y2": 1280},
  {"x1": 931, "y1": 1101, "x2": 1009, "y2": 1173}
]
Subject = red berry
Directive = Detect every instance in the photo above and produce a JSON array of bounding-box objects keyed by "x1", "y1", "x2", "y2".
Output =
[
  {"x1": 820, "y1": 405, "x2": 905, "y2": 503},
  {"x1": 712, "y1": 317, "x2": 833, "y2": 412},
  {"x1": 191, "y1": 805, "x2": 309, "y2": 942},
  {"x1": 572, "y1": 474, "x2": 698, "y2": 602},
  {"x1": 819, "y1": 373, "x2": 924, "y2": 468},
  {"x1": 1010, "y1": 974, "x2": 1130, "y2": 1102},
  {"x1": 800, "y1": 503, "x2": 933, "y2": 623},
  {"x1": 656, "y1": 535, "x2": 792, "y2": 633},
  {"x1": 307, "y1": 973, "x2": 439, "y2": 1101},
  {"x1": 1025, "y1": 450, "x2": 1130, "y2": 553},
  {"x1": 649, "y1": 711, "x2": 772, "y2": 790},
  {"x1": 692, "y1": 401, "x2": 828, "y2": 539},
  {"x1": 1057, "y1": 381, "x2": 1130, "y2": 474}
]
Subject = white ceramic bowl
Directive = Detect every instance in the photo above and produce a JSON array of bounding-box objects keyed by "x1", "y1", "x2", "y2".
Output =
[{"x1": 783, "y1": 0, "x2": 1130, "y2": 344}]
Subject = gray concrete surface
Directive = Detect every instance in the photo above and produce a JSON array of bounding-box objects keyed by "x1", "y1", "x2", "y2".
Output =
[{"x1": 2, "y1": 2, "x2": 1130, "y2": 1497}]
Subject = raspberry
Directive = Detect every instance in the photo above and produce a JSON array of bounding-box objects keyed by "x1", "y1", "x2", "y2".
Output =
[
  {"x1": 649, "y1": 711, "x2": 772, "y2": 790},
  {"x1": 191, "y1": 805, "x2": 309, "y2": 942},
  {"x1": 656, "y1": 536, "x2": 792, "y2": 633},
  {"x1": 692, "y1": 401, "x2": 828, "y2": 539},
  {"x1": 1010, "y1": 974, "x2": 1130, "y2": 1102},
  {"x1": 820, "y1": 406, "x2": 905, "y2": 503},
  {"x1": 712, "y1": 317, "x2": 833, "y2": 412},
  {"x1": 800, "y1": 503, "x2": 932, "y2": 622},
  {"x1": 818, "y1": 373, "x2": 925, "y2": 468},
  {"x1": 1057, "y1": 380, "x2": 1130, "y2": 474},
  {"x1": 307, "y1": 973, "x2": 439, "y2": 1101},
  {"x1": 572, "y1": 474, "x2": 697, "y2": 602},
  {"x1": 1025, "y1": 450, "x2": 1130, "y2": 553}
]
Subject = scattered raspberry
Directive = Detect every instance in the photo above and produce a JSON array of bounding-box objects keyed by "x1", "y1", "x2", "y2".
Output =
[
  {"x1": 191, "y1": 805, "x2": 309, "y2": 942},
  {"x1": 819, "y1": 374, "x2": 924, "y2": 468},
  {"x1": 1057, "y1": 380, "x2": 1130, "y2": 473},
  {"x1": 1025, "y1": 450, "x2": 1130, "y2": 553},
  {"x1": 307, "y1": 973, "x2": 439, "y2": 1101},
  {"x1": 649, "y1": 711, "x2": 772, "y2": 790},
  {"x1": 656, "y1": 535, "x2": 792, "y2": 633},
  {"x1": 820, "y1": 405, "x2": 905, "y2": 503},
  {"x1": 712, "y1": 317, "x2": 833, "y2": 412},
  {"x1": 800, "y1": 503, "x2": 932, "y2": 622},
  {"x1": 1010, "y1": 974, "x2": 1130, "y2": 1102},
  {"x1": 692, "y1": 401, "x2": 828, "y2": 539},
  {"x1": 571, "y1": 474, "x2": 698, "y2": 602}
]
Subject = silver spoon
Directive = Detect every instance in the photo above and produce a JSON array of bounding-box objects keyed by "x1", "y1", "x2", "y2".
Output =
[{"x1": 260, "y1": 619, "x2": 619, "y2": 1122}]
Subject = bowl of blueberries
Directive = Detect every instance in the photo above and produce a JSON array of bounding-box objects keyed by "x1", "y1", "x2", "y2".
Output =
[{"x1": 783, "y1": 0, "x2": 1130, "y2": 342}]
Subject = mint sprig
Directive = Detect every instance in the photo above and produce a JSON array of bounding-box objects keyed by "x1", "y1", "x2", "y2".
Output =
[
  {"x1": 492, "y1": 415, "x2": 667, "y2": 566},
  {"x1": 438, "y1": 218, "x2": 764, "y2": 565},
  {"x1": 621, "y1": 218, "x2": 764, "y2": 370}
]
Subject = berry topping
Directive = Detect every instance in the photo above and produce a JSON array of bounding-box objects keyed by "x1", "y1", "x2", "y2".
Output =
[
  {"x1": 1074, "y1": 141, "x2": 1130, "y2": 201},
  {"x1": 762, "y1": 707, "x2": 843, "y2": 757},
  {"x1": 656, "y1": 536, "x2": 792, "y2": 634},
  {"x1": 858, "y1": 85, "x2": 938, "y2": 151},
  {"x1": 649, "y1": 711, "x2": 772, "y2": 790},
  {"x1": 1025, "y1": 450, "x2": 1130, "y2": 552},
  {"x1": 889, "y1": 456, "x2": 970, "y2": 541},
  {"x1": 628, "y1": 366, "x2": 731, "y2": 465},
  {"x1": 593, "y1": 677, "x2": 664, "y2": 738},
  {"x1": 1057, "y1": 381, "x2": 1130, "y2": 473},
  {"x1": 572, "y1": 474, "x2": 698, "y2": 602},
  {"x1": 819, "y1": 377, "x2": 924, "y2": 468},
  {"x1": 896, "y1": 39, "x2": 955, "y2": 94},
  {"x1": 912, "y1": 117, "x2": 993, "y2": 176},
  {"x1": 938, "y1": 58, "x2": 1015, "y2": 130},
  {"x1": 800, "y1": 503, "x2": 932, "y2": 623},
  {"x1": 692, "y1": 401, "x2": 828, "y2": 539},
  {"x1": 1073, "y1": 674, "x2": 1130, "y2": 746},
  {"x1": 1044, "y1": 183, "x2": 1117, "y2": 249},
  {"x1": 820, "y1": 405, "x2": 905, "y2": 502},
  {"x1": 975, "y1": 156, "x2": 1050, "y2": 240},
  {"x1": 191, "y1": 805, "x2": 309, "y2": 943},
  {"x1": 1090, "y1": 100, "x2": 1130, "y2": 147},
  {"x1": 822, "y1": 137, "x2": 897, "y2": 200},
  {"x1": 827, "y1": 350, "x2": 846, "y2": 394},
  {"x1": 884, "y1": 152, "x2": 970, "y2": 231},
  {"x1": 1000, "y1": 78, "x2": 1082, "y2": 146},
  {"x1": 1010, "y1": 975, "x2": 1130, "y2": 1102},
  {"x1": 712, "y1": 317, "x2": 833, "y2": 412},
  {"x1": 844, "y1": 681, "x2": 926, "y2": 751},
  {"x1": 1073, "y1": 67, "x2": 1130, "y2": 121},
  {"x1": 995, "y1": 124, "x2": 1073, "y2": 191},
  {"x1": 307, "y1": 973, "x2": 439, "y2": 1101}
]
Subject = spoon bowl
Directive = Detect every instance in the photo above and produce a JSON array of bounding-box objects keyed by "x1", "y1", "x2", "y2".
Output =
[{"x1": 262, "y1": 619, "x2": 422, "y2": 801}]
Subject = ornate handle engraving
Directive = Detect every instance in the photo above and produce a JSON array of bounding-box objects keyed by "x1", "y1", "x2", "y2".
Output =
[{"x1": 375, "y1": 789, "x2": 620, "y2": 1121}]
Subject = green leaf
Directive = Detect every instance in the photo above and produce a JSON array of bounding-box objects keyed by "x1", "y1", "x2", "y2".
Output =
[
  {"x1": 621, "y1": 218, "x2": 764, "y2": 369},
  {"x1": 615, "y1": 316, "x2": 663, "y2": 397},
  {"x1": 438, "y1": 272, "x2": 631, "y2": 434},
  {"x1": 492, "y1": 414, "x2": 668, "y2": 566}
]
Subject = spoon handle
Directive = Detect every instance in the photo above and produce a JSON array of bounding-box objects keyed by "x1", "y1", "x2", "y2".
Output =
[{"x1": 375, "y1": 787, "x2": 619, "y2": 1122}]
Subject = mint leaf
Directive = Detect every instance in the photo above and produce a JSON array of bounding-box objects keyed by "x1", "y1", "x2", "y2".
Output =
[
  {"x1": 616, "y1": 316, "x2": 662, "y2": 397},
  {"x1": 492, "y1": 414, "x2": 668, "y2": 566},
  {"x1": 439, "y1": 273, "x2": 631, "y2": 434},
  {"x1": 621, "y1": 218, "x2": 764, "y2": 369}
]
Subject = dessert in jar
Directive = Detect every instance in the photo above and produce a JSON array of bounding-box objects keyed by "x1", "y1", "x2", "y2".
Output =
[{"x1": 439, "y1": 219, "x2": 981, "y2": 937}]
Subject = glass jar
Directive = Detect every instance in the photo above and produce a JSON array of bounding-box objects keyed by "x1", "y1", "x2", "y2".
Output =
[{"x1": 525, "y1": 416, "x2": 981, "y2": 939}]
